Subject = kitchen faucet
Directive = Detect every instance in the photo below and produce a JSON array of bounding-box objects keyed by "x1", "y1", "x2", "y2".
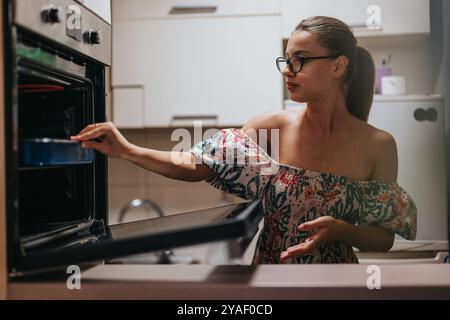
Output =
[
  {"x1": 118, "y1": 198, "x2": 174, "y2": 264},
  {"x1": 118, "y1": 198, "x2": 165, "y2": 223}
]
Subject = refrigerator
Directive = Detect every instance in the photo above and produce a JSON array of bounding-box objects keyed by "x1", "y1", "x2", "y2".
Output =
[{"x1": 362, "y1": 95, "x2": 449, "y2": 264}]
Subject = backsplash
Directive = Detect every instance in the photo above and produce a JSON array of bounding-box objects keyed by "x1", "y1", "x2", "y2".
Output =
[{"x1": 107, "y1": 128, "x2": 254, "y2": 265}]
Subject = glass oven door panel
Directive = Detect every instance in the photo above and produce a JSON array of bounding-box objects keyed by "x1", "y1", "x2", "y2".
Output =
[
  {"x1": 17, "y1": 64, "x2": 94, "y2": 143},
  {"x1": 15, "y1": 55, "x2": 96, "y2": 242},
  {"x1": 18, "y1": 166, "x2": 94, "y2": 236}
]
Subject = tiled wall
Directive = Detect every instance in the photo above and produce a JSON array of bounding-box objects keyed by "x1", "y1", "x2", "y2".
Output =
[{"x1": 108, "y1": 128, "x2": 243, "y2": 225}]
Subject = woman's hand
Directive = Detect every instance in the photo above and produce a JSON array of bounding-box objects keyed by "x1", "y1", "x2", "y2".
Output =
[
  {"x1": 71, "y1": 122, "x2": 214, "y2": 182},
  {"x1": 70, "y1": 122, "x2": 134, "y2": 159},
  {"x1": 280, "y1": 216, "x2": 345, "y2": 261}
]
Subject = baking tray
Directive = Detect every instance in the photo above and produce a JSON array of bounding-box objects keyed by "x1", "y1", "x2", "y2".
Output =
[{"x1": 20, "y1": 138, "x2": 94, "y2": 167}]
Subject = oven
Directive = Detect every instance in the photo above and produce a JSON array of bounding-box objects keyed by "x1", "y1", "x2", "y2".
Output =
[
  {"x1": 5, "y1": 0, "x2": 110, "y2": 275},
  {"x1": 4, "y1": 0, "x2": 264, "y2": 277}
]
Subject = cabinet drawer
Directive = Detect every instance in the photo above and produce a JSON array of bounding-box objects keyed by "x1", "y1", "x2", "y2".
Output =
[{"x1": 113, "y1": 0, "x2": 281, "y2": 21}]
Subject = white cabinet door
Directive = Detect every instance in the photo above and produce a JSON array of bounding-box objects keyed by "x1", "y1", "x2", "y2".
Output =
[
  {"x1": 113, "y1": 0, "x2": 280, "y2": 21},
  {"x1": 113, "y1": 16, "x2": 283, "y2": 127},
  {"x1": 112, "y1": 87, "x2": 145, "y2": 128},
  {"x1": 282, "y1": 0, "x2": 430, "y2": 38},
  {"x1": 368, "y1": 98, "x2": 448, "y2": 242}
]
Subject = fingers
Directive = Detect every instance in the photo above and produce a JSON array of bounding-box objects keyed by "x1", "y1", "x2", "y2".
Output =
[
  {"x1": 280, "y1": 234, "x2": 320, "y2": 261},
  {"x1": 72, "y1": 124, "x2": 98, "y2": 139},
  {"x1": 78, "y1": 124, "x2": 99, "y2": 136},
  {"x1": 71, "y1": 123, "x2": 110, "y2": 142},
  {"x1": 71, "y1": 127, "x2": 108, "y2": 142},
  {"x1": 298, "y1": 216, "x2": 328, "y2": 231},
  {"x1": 80, "y1": 140, "x2": 101, "y2": 150},
  {"x1": 80, "y1": 140, "x2": 92, "y2": 149}
]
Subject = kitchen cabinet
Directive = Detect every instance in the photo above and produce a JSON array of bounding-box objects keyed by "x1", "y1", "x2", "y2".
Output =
[
  {"x1": 112, "y1": 86, "x2": 145, "y2": 129},
  {"x1": 368, "y1": 95, "x2": 448, "y2": 243},
  {"x1": 80, "y1": 0, "x2": 112, "y2": 23},
  {"x1": 282, "y1": 0, "x2": 430, "y2": 38},
  {"x1": 112, "y1": 0, "x2": 280, "y2": 20},
  {"x1": 112, "y1": 0, "x2": 283, "y2": 128}
]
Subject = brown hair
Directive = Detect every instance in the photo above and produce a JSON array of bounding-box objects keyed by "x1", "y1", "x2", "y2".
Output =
[{"x1": 295, "y1": 16, "x2": 375, "y2": 122}]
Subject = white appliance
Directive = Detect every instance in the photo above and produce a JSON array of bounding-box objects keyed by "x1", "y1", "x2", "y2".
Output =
[
  {"x1": 364, "y1": 95, "x2": 449, "y2": 263},
  {"x1": 286, "y1": 96, "x2": 449, "y2": 263}
]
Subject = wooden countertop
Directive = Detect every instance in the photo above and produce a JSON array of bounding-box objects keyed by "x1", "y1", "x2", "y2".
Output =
[{"x1": 8, "y1": 264, "x2": 450, "y2": 300}]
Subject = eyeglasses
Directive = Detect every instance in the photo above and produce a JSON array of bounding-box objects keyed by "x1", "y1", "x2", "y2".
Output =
[{"x1": 276, "y1": 55, "x2": 338, "y2": 74}]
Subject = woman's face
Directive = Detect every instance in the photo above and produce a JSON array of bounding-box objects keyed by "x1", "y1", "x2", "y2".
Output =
[{"x1": 284, "y1": 31, "x2": 339, "y2": 103}]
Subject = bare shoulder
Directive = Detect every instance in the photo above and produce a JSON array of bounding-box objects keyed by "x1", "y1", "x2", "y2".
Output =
[
  {"x1": 364, "y1": 122, "x2": 397, "y2": 152},
  {"x1": 363, "y1": 122, "x2": 398, "y2": 182},
  {"x1": 242, "y1": 109, "x2": 292, "y2": 132}
]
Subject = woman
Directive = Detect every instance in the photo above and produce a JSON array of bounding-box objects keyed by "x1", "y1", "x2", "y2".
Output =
[{"x1": 72, "y1": 16, "x2": 416, "y2": 264}]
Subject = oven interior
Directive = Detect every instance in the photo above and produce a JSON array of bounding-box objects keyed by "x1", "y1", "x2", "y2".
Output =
[{"x1": 13, "y1": 34, "x2": 101, "y2": 254}]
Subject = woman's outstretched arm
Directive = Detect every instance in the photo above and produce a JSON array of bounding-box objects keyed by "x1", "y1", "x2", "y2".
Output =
[{"x1": 71, "y1": 122, "x2": 215, "y2": 182}]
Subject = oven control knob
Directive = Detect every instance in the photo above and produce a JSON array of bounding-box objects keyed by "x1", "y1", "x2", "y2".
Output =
[
  {"x1": 41, "y1": 6, "x2": 61, "y2": 24},
  {"x1": 83, "y1": 30, "x2": 101, "y2": 45}
]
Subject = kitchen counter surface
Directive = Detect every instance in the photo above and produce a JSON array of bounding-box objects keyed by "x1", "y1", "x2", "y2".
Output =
[{"x1": 8, "y1": 264, "x2": 450, "y2": 300}]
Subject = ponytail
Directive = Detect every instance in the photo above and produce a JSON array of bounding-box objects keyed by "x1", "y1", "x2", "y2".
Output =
[{"x1": 346, "y1": 47, "x2": 375, "y2": 122}]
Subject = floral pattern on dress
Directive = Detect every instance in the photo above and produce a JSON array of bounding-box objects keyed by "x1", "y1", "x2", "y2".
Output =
[{"x1": 190, "y1": 128, "x2": 417, "y2": 264}]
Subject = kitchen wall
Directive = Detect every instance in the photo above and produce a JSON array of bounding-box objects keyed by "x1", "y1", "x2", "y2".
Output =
[{"x1": 108, "y1": 128, "x2": 243, "y2": 225}]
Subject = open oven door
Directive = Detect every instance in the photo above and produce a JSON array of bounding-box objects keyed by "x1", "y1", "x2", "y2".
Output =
[{"x1": 12, "y1": 200, "x2": 264, "y2": 275}]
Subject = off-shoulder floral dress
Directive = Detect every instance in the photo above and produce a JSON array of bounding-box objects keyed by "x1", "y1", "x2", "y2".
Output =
[{"x1": 190, "y1": 128, "x2": 417, "y2": 264}]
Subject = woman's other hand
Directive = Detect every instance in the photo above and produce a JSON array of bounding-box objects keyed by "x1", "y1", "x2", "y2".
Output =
[
  {"x1": 280, "y1": 216, "x2": 346, "y2": 261},
  {"x1": 71, "y1": 122, "x2": 133, "y2": 159}
]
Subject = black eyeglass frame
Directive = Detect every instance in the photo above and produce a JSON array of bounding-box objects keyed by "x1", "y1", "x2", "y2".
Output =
[{"x1": 276, "y1": 55, "x2": 339, "y2": 74}]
